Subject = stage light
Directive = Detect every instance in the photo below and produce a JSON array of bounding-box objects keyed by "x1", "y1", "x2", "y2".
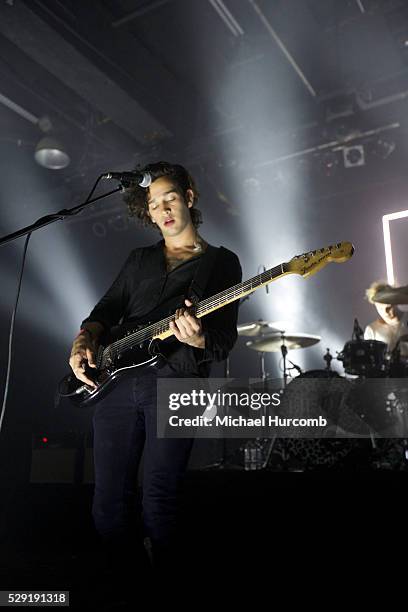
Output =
[
  {"x1": 208, "y1": 0, "x2": 244, "y2": 37},
  {"x1": 382, "y1": 209, "x2": 408, "y2": 285},
  {"x1": 34, "y1": 136, "x2": 70, "y2": 170},
  {"x1": 320, "y1": 152, "x2": 338, "y2": 177},
  {"x1": 374, "y1": 138, "x2": 395, "y2": 160},
  {"x1": 343, "y1": 145, "x2": 365, "y2": 168}
]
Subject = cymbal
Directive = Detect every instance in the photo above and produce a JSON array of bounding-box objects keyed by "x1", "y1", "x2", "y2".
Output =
[
  {"x1": 237, "y1": 320, "x2": 281, "y2": 337},
  {"x1": 246, "y1": 332, "x2": 321, "y2": 353},
  {"x1": 373, "y1": 286, "x2": 408, "y2": 305},
  {"x1": 267, "y1": 320, "x2": 295, "y2": 333}
]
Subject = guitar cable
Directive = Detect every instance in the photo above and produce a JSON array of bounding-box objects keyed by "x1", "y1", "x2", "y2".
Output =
[{"x1": 0, "y1": 232, "x2": 31, "y2": 435}]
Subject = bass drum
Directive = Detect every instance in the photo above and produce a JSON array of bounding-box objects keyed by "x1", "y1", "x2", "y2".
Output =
[
  {"x1": 388, "y1": 350, "x2": 408, "y2": 378},
  {"x1": 278, "y1": 369, "x2": 357, "y2": 470}
]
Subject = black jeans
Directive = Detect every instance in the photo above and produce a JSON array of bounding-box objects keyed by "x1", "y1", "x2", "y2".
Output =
[{"x1": 92, "y1": 373, "x2": 194, "y2": 564}]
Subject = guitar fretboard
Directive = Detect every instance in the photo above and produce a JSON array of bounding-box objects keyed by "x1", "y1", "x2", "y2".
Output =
[{"x1": 100, "y1": 261, "x2": 289, "y2": 365}]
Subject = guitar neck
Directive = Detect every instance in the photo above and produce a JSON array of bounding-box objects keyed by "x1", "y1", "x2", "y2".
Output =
[
  {"x1": 153, "y1": 261, "x2": 290, "y2": 340},
  {"x1": 102, "y1": 260, "x2": 290, "y2": 360},
  {"x1": 96, "y1": 241, "x2": 354, "y2": 364}
]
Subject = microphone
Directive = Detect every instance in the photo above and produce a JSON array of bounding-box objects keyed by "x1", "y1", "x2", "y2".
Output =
[{"x1": 102, "y1": 171, "x2": 152, "y2": 188}]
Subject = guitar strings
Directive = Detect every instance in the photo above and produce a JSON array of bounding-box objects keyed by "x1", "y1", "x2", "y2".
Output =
[
  {"x1": 102, "y1": 263, "x2": 286, "y2": 362},
  {"x1": 102, "y1": 263, "x2": 287, "y2": 362}
]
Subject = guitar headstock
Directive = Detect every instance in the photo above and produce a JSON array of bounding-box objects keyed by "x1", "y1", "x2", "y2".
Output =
[{"x1": 286, "y1": 241, "x2": 354, "y2": 278}]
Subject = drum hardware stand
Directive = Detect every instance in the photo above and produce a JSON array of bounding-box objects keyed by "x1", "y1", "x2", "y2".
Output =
[
  {"x1": 260, "y1": 336, "x2": 289, "y2": 470},
  {"x1": 261, "y1": 333, "x2": 292, "y2": 470},
  {"x1": 369, "y1": 431, "x2": 377, "y2": 450},
  {"x1": 202, "y1": 295, "x2": 256, "y2": 470},
  {"x1": 261, "y1": 434, "x2": 278, "y2": 469},
  {"x1": 324, "y1": 348, "x2": 333, "y2": 371},
  {"x1": 280, "y1": 334, "x2": 289, "y2": 389},
  {"x1": 259, "y1": 351, "x2": 267, "y2": 381},
  {"x1": 219, "y1": 354, "x2": 230, "y2": 468},
  {"x1": 201, "y1": 355, "x2": 233, "y2": 470},
  {"x1": 255, "y1": 351, "x2": 271, "y2": 468}
]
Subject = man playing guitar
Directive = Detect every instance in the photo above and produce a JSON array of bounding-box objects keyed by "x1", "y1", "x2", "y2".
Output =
[{"x1": 68, "y1": 161, "x2": 242, "y2": 586}]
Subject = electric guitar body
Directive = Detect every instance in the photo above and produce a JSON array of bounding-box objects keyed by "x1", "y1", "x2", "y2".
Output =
[{"x1": 60, "y1": 294, "x2": 184, "y2": 407}]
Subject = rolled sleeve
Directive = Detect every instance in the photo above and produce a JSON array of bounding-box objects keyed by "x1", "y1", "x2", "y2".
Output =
[{"x1": 195, "y1": 249, "x2": 242, "y2": 365}]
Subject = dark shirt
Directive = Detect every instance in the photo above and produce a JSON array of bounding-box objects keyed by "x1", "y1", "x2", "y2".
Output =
[{"x1": 81, "y1": 239, "x2": 242, "y2": 377}]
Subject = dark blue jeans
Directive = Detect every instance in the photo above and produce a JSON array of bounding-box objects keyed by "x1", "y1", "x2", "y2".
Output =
[{"x1": 92, "y1": 373, "x2": 194, "y2": 553}]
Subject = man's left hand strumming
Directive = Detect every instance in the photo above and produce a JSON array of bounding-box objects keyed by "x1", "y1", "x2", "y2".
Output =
[{"x1": 170, "y1": 298, "x2": 205, "y2": 349}]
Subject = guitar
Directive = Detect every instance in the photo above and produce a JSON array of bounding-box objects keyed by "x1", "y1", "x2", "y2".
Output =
[{"x1": 59, "y1": 241, "x2": 354, "y2": 407}]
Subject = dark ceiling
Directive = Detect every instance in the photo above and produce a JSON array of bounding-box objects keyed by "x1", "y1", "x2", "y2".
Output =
[{"x1": 1, "y1": 0, "x2": 408, "y2": 176}]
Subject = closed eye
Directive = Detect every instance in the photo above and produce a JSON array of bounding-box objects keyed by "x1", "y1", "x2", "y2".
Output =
[{"x1": 149, "y1": 195, "x2": 177, "y2": 209}]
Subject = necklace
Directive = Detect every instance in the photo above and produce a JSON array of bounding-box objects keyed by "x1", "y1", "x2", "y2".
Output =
[{"x1": 193, "y1": 235, "x2": 206, "y2": 252}]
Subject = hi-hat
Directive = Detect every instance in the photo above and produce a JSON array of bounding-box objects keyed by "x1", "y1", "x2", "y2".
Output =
[
  {"x1": 373, "y1": 286, "x2": 408, "y2": 305},
  {"x1": 246, "y1": 332, "x2": 321, "y2": 352}
]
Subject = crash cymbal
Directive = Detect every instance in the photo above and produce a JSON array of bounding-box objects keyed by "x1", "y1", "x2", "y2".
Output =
[
  {"x1": 373, "y1": 286, "x2": 408, "y2": 305},
  {"x1": 246, "y1": 332, "x2": 321, "y2": 352},
  {"x1": 237, "y1": 320, "x2": 282, "y2": 336}
]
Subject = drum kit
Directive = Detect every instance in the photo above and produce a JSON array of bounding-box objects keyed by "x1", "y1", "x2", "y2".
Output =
[{"x1": 231, "y1": 286, "x2": 408, "y2": 471}]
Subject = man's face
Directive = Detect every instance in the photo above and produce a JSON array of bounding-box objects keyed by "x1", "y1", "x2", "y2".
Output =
[
  {"x1": 375, "y1": 301, "x2": 399, "y2": 325},
  {"x1": 146, "y1": 176, "x2": 193, "y2": 237}
]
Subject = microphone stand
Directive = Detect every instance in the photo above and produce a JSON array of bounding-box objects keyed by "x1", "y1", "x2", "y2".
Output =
[
  {"x1": 220, "y1": 355, "x2": 230, "y2": 469},
  {"x1": 0, "y1": 176, "x2": 122, "y2": 246},
  {"x1": 280, "y1": 334, "x2": 288, "y2": 389},
  {"x1": 201, "y1": 294, "x2": 252, "y2": 471},
  {"x1": 201, "y1": 355, "x2": 232, "y2": 471},
  {"x1": 0, "y1": 175, "x2": 123, "y2": 437}
]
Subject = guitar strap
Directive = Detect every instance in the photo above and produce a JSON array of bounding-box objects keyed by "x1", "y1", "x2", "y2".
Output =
[{"x1": 187, "y1": 245, "x2": 220, "y2": 304}]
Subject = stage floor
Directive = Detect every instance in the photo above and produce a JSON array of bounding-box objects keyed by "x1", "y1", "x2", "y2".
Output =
[{"x1": 1, "y1": 469, "x2": 407, "y2": 606}]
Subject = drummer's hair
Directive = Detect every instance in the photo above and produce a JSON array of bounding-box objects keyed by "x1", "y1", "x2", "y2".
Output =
[{"x1": 365, "y1": 280, "x2": 393, "y2": 303}]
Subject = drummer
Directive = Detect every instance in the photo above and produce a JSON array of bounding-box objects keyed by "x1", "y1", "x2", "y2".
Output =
[{"x1": 364, "y1": 280, "x2": 408, "y2": 356}]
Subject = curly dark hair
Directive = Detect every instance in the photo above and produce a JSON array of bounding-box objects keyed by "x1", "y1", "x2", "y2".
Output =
[{"x1": 123, "y1": 161, "x2": 202, "y2": 231}]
